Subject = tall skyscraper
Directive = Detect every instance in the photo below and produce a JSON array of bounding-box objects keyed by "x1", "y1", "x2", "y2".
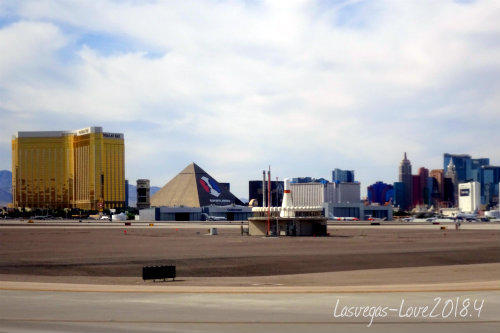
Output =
[
  {"x1": 398, "y1": 152, "x2": 412, "y2": 210},
  {"x1": 136, "y1": 179, "x2": 151, "y2": 210},
  {"x1": 479, "y1": 166, "x2": 500, "y2": 207},
  {"x1": 471, "y1": 158, "x2": 490, "y2": 181},
  {"x1": 430, "y1": 169, "x2": 444, "y2": 206},
  {"x1": 248, "y1": 180, "x2": 284, "y2": 207},
  {"x1": 443, "y1": 153, "x2": 488, "y2": 182},
  {"x1": 444, "y1": 159, "x2": 458, "y2": 206},
  {"x1": 412, "y1": 175, "x2": 422, "y2": 207},
  {"x1": 12, "y1": 126, "x2": 125, "y2": 210},
  {"x1": 429, "y1": 169, "x2": 444, "y2": 199},
  {"x1": 444, "y1": 153, "x2": 471, "y2": 182},
  {"x1": 393, "y1": 182, "x2": 405, "y2": 209},
  {"x1": 418, "y1": 167, "x2": 430, "y2": 205},
  {"x1": 367, "y1": 181, "x2": 394, "y2": 205},
  {"x1": 332, "y1": 169, "x2": 355, "y2": 183}
]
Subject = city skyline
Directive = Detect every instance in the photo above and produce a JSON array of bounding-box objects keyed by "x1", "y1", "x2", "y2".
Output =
[
  {"x1": 2, "y1": 145, "x2": 498, "y2": 201},
  {"x1": 1, "y1": 1, "x2": 500, "y2": 198}
]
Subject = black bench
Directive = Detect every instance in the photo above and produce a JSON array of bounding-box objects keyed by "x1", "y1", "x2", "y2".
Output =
[{"x1": 142, "y1": 265, "x2": 176, "y2": 281}]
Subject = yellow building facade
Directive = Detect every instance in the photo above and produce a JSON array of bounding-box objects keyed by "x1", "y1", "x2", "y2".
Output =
[{"x1": 12, "y1": 127, "x2": 125, "y2": 210}]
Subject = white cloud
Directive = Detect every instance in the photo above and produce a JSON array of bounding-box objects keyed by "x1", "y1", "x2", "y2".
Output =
[{"x1": 0, "y1": 0, "x2": 499, "y2": 197}]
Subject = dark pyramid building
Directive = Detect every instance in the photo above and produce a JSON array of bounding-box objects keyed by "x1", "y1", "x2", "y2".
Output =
[{"x1": 151, "y1": 163, "x2": 243, "y2": 207}]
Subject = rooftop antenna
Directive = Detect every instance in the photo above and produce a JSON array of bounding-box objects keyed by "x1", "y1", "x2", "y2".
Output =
[
  {"x1": 267, "y1": 165, "x2": 271, "y2": 236},
  {"x1": 262, "y1": 170, "x2": 266, "y2": 208}
]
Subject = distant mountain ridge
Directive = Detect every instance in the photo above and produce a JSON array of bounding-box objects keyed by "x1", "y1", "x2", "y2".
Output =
[
  {"x1": 0, "y1": 170, "x2": 12, "y2": 206},
  {"x1": 128, "y1": 183, "x2": 161, "y2": 207}
]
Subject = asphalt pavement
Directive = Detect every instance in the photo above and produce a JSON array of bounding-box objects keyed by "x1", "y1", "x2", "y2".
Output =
[{"x1": 0, "y1": 289, "x2": 499, "y2": 332}]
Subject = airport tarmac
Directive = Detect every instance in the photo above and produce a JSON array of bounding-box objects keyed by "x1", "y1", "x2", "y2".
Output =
[
  {"x1": 1, "y1": 219, "x2": 500, "y2": 230},
  {"x1": 1, "y1": 220, "x2": 499, "y2": 332},
  {"x1": 0, "y1": 288, "x2": 498, "y2": 332}
]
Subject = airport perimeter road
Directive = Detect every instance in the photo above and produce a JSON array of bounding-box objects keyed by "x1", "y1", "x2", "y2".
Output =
[{"x1": 0, "y1": 289, "x2": 499, "y2": 333}]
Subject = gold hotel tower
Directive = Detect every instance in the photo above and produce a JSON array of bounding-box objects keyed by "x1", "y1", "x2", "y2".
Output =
[{"x1": 12, "y1": 127, "x2": 125, "y2": 210}]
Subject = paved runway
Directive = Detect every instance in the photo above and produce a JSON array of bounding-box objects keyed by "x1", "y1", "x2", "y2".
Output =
[
  {"x1": 2, "y1": 219, "x2": 500, "y2": 230},
  {"x1": 0, "y1": 289, "x2": 498, "y2": 332}
]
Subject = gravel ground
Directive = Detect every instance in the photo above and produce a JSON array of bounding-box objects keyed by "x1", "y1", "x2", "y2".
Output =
[{"x1": 0, "y1": 226, "x2": 498, "y2": 285}]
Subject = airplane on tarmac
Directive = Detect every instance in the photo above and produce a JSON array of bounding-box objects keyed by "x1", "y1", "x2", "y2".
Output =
[
  {"x1": 341, "y1": 216, "x2": 360, "y2": 221},
  {"x1": 328, "y1": 214, "x2": 359, "y2": 221},
  {"x1": 201, "y1": 213, "x2": 227, "y2": 221},
  {"x1": 455, "y1": 212, "x2": 479, "y2": 221}
]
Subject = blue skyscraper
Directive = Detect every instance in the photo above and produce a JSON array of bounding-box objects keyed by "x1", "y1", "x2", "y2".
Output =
[
  {"x1": 479, "y1": 166, "x2": 500, "y2": 207},
  {"x1": 332, "y1": 168, "x2": 355, "y2": 183},
  {"x1": 471, "y1": 158, "x2": 490, "y2": 181},
  {"x1": 367, "y1": 182, "x2": 394, "y2": 205},
  {"x1": 443, "y1": 154, "x2": 471, "y2": 182},
  {"x1": 444, "y1": 153, "x2": 490, "y2": 182},
  {"x1": 393, "y1": 182, "x2": 406, "y2": 209}
]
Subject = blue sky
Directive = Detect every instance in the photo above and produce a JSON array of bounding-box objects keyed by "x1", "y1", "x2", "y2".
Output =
[{"x1": 0, "y1": 0, "x2": 499, "y2": 199}]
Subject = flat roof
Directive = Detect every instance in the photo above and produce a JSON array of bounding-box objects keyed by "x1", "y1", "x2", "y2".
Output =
[{"x1": 14, "y1": 126, "x2": 123, "y2": 139}]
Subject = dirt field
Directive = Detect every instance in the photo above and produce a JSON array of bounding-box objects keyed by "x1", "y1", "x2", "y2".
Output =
[{"x1": 0, "y1": 226, "x2": 499, "y2": 285}]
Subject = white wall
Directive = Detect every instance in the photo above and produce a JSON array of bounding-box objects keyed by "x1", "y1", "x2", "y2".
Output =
[
  {"x1": 336, "y1": 182, "x2": 361, "y2": 203},
  {"x1": 458, "y1": 181, "x2": 480, "y2": 213},
  {"x1": 290, "y1": 183, "x2": 324, "y2": 206}
]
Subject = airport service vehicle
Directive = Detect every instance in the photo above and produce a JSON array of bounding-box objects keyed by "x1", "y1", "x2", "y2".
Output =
[{"x1": 201, "y1": 213, "x2": 227, "y2": 221}]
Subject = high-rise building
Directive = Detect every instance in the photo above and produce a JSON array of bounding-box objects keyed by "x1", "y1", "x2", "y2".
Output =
[
  {"x1": 444, "y1": 159, "x2": 458, "y2": 206},
  {"x1": 412, "y1": 175, "x2": 422, "y2": 207},
  {"x1": 136, "y1": 179, "x2": 151, "y2": 210},
  {"x1": 444, "y1": 153, "x2": 471, "y2": 182},
  {"x1": 418, "y1": 167, "x2": 431, "y2": 206},
  {"x1": 429, "y1": 169, "x2": 444, "y2": 207},
  {"x1": 458, "y1": 181, "x2": 480, "y2": 213},
  {"x1": 443, "y1": 177, "x2": 455, "y2": 206},
  {"x1": 471, "y1": 158, "x2": 490, "y2": 181},
  {"x1": 429, "y1": 169, "x2": 444, "y2": 199},
  {"x1": 12, "y1": 126, "x2": 125, "y2": 210},
  {"x1": 443, "y1": 154, "x2": 488, "y2": 182},
  {"x1": 248, "y1": 180, "x2": 284, "y2": 207},
  {"x1": 367, "y1": 182, "x2": 394, "y2": 205},
  {"x1": 479, "y1": 166, "x2": 500, "y2": 207},
  {"x1": 125, "y1": 179, "x2": 129, "y2": 207},
  {"x1": 332, "y1": 169, "x2": 355, "y2": 183},
  {"x1": 398, "y1": 152, "x2": 412, "y2": 210},
  {"x1": 444, "y1": 153, "x2": 496, "y2": 207},
  {"x1": 393, "y1": 182, "x2": 406, "y2": 209}
]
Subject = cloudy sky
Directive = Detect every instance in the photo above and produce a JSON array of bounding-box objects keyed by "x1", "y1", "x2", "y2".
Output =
[{"x1": 1, "y1": 0, "x2": 499, "y2": 199}]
